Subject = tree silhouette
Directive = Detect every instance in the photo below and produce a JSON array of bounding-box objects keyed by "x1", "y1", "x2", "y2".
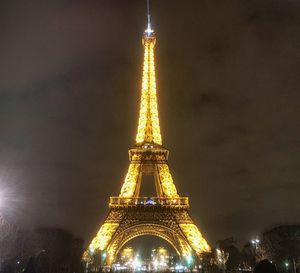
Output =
[
  {"x1": 33, "y1": 227, "x2": 84, "y2": 273},
  {"x1": 216, "y1": 237, "x2": 241, "y2": 271},
  {"x1": 260, "y1": 225, "x2": 300, "y2": 273}
]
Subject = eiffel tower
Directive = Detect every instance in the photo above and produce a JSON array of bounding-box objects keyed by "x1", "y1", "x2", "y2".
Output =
[{"x1": 85, "y1": 3, "x2": 210, "y2": 266}]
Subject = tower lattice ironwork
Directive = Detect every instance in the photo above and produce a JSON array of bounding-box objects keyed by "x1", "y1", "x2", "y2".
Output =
[{"x1": 85, "y1": 6, "x2": 210, "y2": 266}]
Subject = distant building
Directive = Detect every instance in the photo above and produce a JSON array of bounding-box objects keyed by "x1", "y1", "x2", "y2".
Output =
[
  {"x1": 120, "y1": 247, "x2": 134, "y2": 264},
  {"x1": 151, "y1": 247, "x2": 170, "y2": 270}
]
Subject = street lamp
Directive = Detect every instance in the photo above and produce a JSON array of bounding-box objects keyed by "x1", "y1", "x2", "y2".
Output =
[
  {"x1": 185, "y1": 253, "x2": 194, "y2": 272},
  {"x1": 285, "y1": 262, "x2": 289, "y2": 269},
  {"x1": 250, "y1": 238, "x2": 260, "y2": 268},
  {"x1": 251, "y1": 238, "x2": 260, "y2": 250},
  {"x1": 186, "y1": 254, "x2": 193, "y2": 265},
  {"x1": 251, "y1": 239, "x2": 260, "y2": 246}
]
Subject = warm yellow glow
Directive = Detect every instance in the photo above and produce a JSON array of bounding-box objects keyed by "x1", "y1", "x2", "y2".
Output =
[
  {"x1": 119, "y1": 155, "x2": 141, "y2": 198},
  {"x1": 84, "y1": 27, "x2": 212, "y2": 268},
  {"x1": 157, "y1": 164, "x2": 179, "y2": 198},
  {"x1": 118, "y1": 154, "x2": 179, "y2": 199},
  {"x1": 89, "y1": 223, "x2": 119, "y2": 252},
  {"x1": 180, "y1": 224, "x2": 211, "y2": 254},
  {"x1": 121, "y1": 247, "x2": 134, "y2": 261},
  {"x1": 136, "y1": 35, "x2": 162, "y2": 145},
  {"x1": 106, "y1": 248, "x2": 116, "y2": 266},
  {"x1": 82, "y1": 250, "x2": 91, "y2": 262},
  {"x1": 178, "y1": 237, "x2": 193, "y2": 257}
]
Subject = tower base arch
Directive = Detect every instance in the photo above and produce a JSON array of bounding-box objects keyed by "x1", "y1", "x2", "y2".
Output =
[{"x1": 87, "y1": 205, "x2": 210, "y2": 266}]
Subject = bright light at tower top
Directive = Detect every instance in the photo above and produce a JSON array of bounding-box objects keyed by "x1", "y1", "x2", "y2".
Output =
[{"x1": 145, "y1": 24, "x2": 154, "y2": 36}]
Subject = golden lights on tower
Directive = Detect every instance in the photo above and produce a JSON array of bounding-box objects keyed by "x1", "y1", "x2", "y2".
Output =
[
  {"x1": 121, "y1": 247, "x2": 134, "y2": 262},
  {"x1": 157, "y1": 163, "x2": 179, "y2": 198},
  {"x1": 179, "y1": 224, "x2": 211, "y2": 254},
  {"x1": 85, "y1": 13, "x2": 211, "y2": 265},
  {"x1": 89, "y1": 223, "x2": 119, "y2": 252},
  {"x1": 136, "y1": 34, "x2": 162, "y2": 146},
  {"x1": 119, "y1": 156, "x2": 141, "y2": 198}
]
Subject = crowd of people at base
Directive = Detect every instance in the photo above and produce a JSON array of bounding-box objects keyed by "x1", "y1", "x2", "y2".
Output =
[{"x1": 0, "y1": 259, "x2": 279, "y2": 273}]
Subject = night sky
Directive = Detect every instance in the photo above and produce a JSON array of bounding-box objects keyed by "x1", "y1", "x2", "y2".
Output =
[{"x1": 0, "y1": 0, "x2": 299, "y2": 247}]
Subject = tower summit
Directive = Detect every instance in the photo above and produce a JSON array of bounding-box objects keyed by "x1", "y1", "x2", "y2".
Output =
[
  {"x1": 145, "y1": 0, "x2": 154, "y2": 36},
  {"x1": 136, "y1": 0, "x2": 161, "y2": 146},
  {"x1": 85, "y1": 2, "x2": 210, "y2": 266}
]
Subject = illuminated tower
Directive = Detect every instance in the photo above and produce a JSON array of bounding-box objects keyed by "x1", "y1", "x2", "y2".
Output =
[{"x1": 85, "y1": 2, "x2": 210, "y2": 266}]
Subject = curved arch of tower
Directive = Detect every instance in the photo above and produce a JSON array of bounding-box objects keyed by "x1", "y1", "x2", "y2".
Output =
[
  {"x1": 106, "y1": 224, "x2": 186, "y2": 263},
  {"x1": 84, "y1": 7, "x2": 210, "y2": 267}
]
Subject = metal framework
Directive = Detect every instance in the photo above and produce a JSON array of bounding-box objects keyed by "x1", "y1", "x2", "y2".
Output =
[
  {"x1": 85, "y1": 17, "x2": 210, "y2": 266},
  {"x1": 109, "y1": 197, "x2": 189, "y2": 208}
]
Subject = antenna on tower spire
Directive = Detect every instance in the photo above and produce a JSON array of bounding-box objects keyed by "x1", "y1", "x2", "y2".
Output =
[
  {"x1": 145, "y1": 0, "x2": 154, "y2": 36},
  {"x1": 147, "y1": 0, "x2": 151, "y2": 28}
]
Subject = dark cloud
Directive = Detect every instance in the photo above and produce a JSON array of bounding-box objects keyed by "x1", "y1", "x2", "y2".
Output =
[{"x1": 0, "y1": 0, "x2": 299, "y2": 247}]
